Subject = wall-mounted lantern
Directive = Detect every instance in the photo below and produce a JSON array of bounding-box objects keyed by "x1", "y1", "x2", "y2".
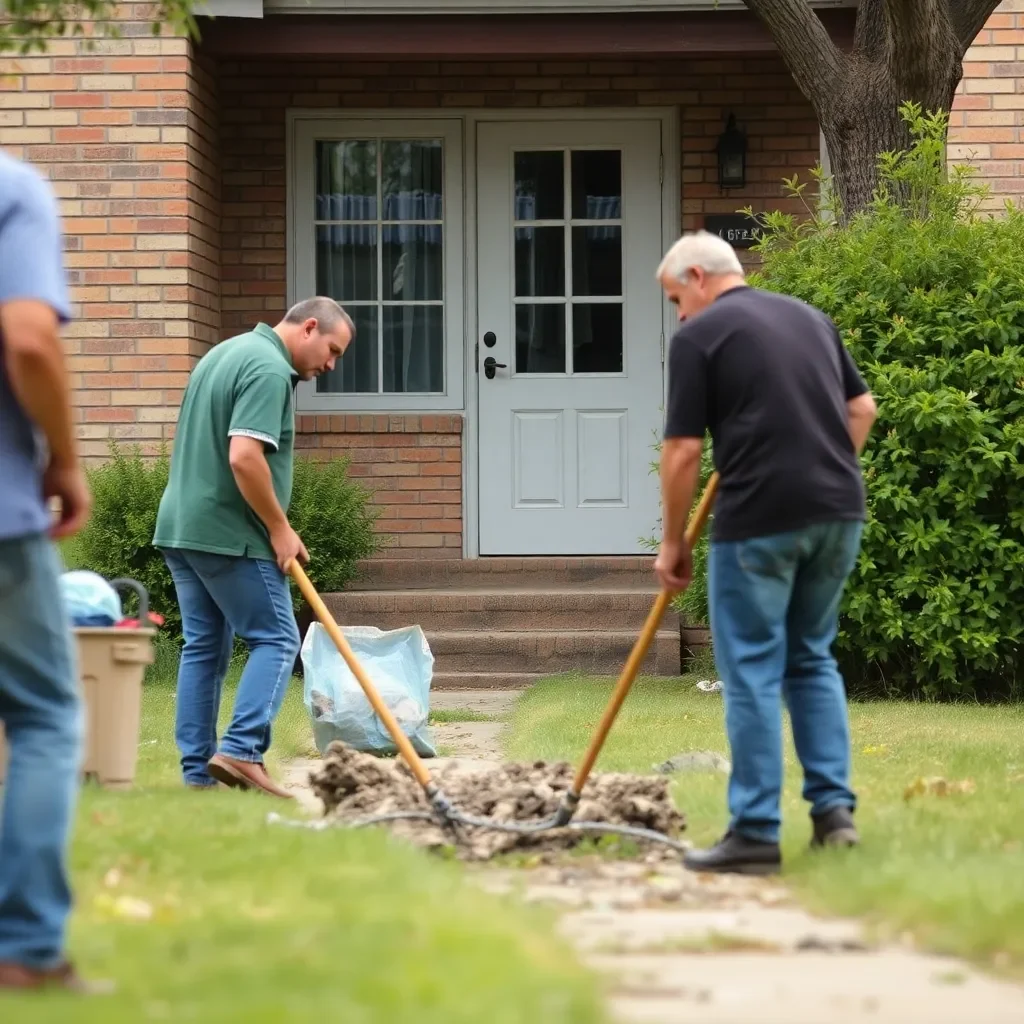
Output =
[{"x1": 717, "y1": 113, "x2": 747, "y2": 190}]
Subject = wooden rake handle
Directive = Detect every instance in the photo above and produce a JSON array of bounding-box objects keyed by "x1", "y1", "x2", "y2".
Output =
[
  {"x1": 287, "y1": 559, "x2": 436, "y2": 790},
  {"x1": 569, "y1": 471, "x2": 720, "y2": 797}
]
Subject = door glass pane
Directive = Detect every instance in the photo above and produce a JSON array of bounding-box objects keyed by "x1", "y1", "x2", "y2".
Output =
[
  {"x1": 573, "y1": 304, "x2": 623, "y2": 374},
  {"x1": 317, "y1": 305, "x2": 378, "y2": 393},
  {"x1": 572, "y1": 226, "x2": 622, "y2": 297},
  {"x1": 382, "y1": 140, "x2": 443, "y2": 218},
  {"x1": 383, "y1": 224, "x2": 443, "y2": 301},
  {"x1": 316, "y1": 140, "x2": 377, "y2": 221},
  {"x1": 571, "y1": 150, "x2": 621, "y2": 220},
  {"x1": 515, "y1": 226, "x2": 564, "y2": 297},
  {"x1": 383, "y1": 306, "x2": 444, "y2": 393},
  {"x1": 316, "y1": 224, "x2": 377, "y2": 302},
  {"x1": 514, "y1": 151, "x2": 564, "y2": 221},
  {"x1": 515, "y1": 304, "x2": 566, "y2": 374}
]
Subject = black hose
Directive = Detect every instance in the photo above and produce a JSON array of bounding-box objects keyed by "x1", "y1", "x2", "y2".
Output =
[{"x1": 345, "y1": 806, "x2": 688, "y2": 854}]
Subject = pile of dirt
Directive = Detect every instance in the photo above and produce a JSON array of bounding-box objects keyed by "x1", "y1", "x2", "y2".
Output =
[{"x1": 309, "y1": 742, "x2": 686, "y2": 861}]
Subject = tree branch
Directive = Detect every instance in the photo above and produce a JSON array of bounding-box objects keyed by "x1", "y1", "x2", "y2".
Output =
[
  {"x1": 853, "y1": 0, "x2": 889, "y2": 62},
  {"x1": 946, "y1": 0, "x2": 1004, "y2": 51},
  {"x1": 742, "y1": 0, "x2": 847, "y2": 107}
]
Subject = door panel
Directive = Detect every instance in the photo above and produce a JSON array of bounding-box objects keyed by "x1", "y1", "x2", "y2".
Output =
[{"x1": 477, "y1": 119, "x2": 664, "y2": 555}]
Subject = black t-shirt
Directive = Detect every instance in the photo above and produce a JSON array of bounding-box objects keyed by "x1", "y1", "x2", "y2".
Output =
[{"x1": 664, "y1": 285, "x2": 868, "y2": 542}]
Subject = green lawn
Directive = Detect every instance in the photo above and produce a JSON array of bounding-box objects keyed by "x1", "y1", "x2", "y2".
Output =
[
  {"x1": 5, "y1": 663, "x2": 604, "y2": 1022},
  {"x1": 505, "y1": 675, "x2": 1024, "y2": 976}
]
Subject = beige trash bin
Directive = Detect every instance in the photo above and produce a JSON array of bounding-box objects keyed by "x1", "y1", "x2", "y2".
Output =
[{"x1": 0, "y1": 577, "x2": 155, "y2": 790}]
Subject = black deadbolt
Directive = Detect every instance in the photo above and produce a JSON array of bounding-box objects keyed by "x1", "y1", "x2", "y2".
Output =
[
  {"x1": 483, "y1": 356, "x2": 507, "y2": 379},
  {"x1": 483, "y1": 331, "x2": 497, "y2": 348}
]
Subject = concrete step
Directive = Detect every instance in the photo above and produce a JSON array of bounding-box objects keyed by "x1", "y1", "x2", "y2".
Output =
[
  {"x1": 426, "y1": 629, "x2": 680, "y2": 676},
  {"x1": 432, "y1": 671, "x2": 547, "y2": 690},
  {"x1": 324, "y1": 587, "x2": 673, "y2": 632},
  {"x1": 353, "y1": 556, "x2": 655, "y2": 592}
]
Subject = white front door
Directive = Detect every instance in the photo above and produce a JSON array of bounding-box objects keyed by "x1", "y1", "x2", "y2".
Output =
[{"x1": 476, "y1": 119, "x2": 665, "y2": 556}]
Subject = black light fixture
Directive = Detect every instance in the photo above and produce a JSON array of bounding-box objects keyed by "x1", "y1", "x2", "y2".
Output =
[{"x1": 717, "y1": 113, "x2": 747, "y2": 190}]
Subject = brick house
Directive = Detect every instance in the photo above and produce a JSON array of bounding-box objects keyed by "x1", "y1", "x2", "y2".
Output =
[{"x1": 2, "y1": 1, "x2": 1023, "y2": 683}]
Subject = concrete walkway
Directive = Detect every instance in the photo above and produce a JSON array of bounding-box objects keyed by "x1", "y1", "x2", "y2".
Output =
[{"x1": 283, "y1": 688, "x2": 1024, "y2": 1024}]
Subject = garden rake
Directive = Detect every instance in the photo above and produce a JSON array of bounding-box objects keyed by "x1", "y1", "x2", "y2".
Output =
[{"x1": 286, "y1": 470, "x2": 719, "y2": 852}]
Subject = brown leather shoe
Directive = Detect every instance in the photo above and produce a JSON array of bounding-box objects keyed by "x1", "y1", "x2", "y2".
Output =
[
  {"x1": 0, "y1": 960, "x2": 114, "y2": 995},
  {"x1": 207, "y1": 754, "x2": 293, "y2": 799}
]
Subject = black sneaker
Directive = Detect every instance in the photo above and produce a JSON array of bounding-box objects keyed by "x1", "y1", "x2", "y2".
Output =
[
  {"x1": 683, "y1": 830, "x2": 782, "y2": 876},
  {"x1": 811, "y1": 805, "x2": 859, "y2": 849}
]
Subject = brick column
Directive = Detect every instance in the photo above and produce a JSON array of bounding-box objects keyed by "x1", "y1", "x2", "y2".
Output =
[
  {"x1": 951, "y1": 1, "x2": 1024, "y2": 209},
  {"x1": 0, "y1": 6, "x2": 219, "y2": 460}
]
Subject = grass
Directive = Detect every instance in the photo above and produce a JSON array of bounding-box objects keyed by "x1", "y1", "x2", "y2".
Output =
[
  {"x1": 428, "y1": 709, "x2": 497, "y2": 724},
  {"x1": 505, "y1": 674, "x2": 1024, "y2": 976},
  {"x1": 5, "y1": 659, "x2": 605, "y2": 1022}
]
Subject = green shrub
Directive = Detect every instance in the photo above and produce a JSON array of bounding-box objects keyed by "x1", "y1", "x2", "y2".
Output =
[
  {"x1": 745, "y1": 103, "x2": 1024, "y2": 699},
  {"x1": 74, "y1": 443, "x2": 383, "y2": 642},
  {"x1": 642, "y1": 438, "x2": 715, "y2": 627}
]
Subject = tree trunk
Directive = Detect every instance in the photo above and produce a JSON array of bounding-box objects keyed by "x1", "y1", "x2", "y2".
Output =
[
  {"x1": 743, "y1": 0, "x2": 999, "y2": 219},
  {"x1": 820, "y1": 51, "x2": 963, "y2": 216}
]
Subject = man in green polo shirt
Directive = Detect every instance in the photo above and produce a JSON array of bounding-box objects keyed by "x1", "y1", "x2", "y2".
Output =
[{"x1": 154, "y1": 296, "x2": 353, "y2": 798}]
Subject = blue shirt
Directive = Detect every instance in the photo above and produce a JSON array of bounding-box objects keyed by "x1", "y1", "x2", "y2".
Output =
[{"x1": 0, "y1": 152, "x2": 72, "y2": 540}]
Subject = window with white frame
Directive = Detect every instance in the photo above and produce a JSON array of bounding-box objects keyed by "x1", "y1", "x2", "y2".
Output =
[{"x1": 291, "y1": 118, "x2": 464, "y2": 411}]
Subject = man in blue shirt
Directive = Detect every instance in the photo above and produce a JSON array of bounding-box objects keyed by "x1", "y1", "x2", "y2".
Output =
[{"x1": 0, "y1": 152, "x2": 94, "y2": 991}]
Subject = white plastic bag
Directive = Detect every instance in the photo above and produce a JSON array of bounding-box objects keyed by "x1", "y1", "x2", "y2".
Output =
[{"x1": 301, "y1": 622, "x2": 437, "y2": 758}]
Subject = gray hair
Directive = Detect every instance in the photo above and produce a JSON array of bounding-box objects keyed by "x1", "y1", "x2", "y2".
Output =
[
  {"x1": 283, "y1": 296, "x2": 355, "y2": 339},
  {"x1": 656, "y1": 230, "x2": 745, "y2": 284}
]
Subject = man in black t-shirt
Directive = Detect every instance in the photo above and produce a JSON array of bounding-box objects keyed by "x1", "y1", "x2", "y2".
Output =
[{"x1": 654, "y1": 231, "x2": 877, "y2": 876}]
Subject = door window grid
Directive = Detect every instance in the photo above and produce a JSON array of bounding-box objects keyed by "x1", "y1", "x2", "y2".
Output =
[
  {"x1": 314, "y1": 138, "x2": 446, "y2": 395},
  {"x1": 512, "y1": 148, "x2": 625, "y2": 377}
]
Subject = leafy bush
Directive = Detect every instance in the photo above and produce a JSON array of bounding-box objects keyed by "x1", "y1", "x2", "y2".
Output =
[
  {"x1": 745, "y1": 103, "x2": 1024, "y2": 699},
  {"x1": 74, "y1": 443, "x2": 383, "y2": 643},
  {"x1": 642, "y1": 438, "x2": 715, "y2": 627}
]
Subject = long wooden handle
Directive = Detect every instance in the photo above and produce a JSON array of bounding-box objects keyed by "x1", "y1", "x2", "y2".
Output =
[
  {"x1": 570, "y1": 471, "x2": 720, "y2": 795},
  {"x1": 288, "y1": 559, "x2": 435, "y2": 790}
]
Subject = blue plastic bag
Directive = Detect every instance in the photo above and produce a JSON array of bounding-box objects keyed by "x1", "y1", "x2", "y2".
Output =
[
  {"x1": 60, "y1": 570, "x2": 122, "y2": 627},
  {"x1": 301, "y1": 622, "x2": 437, "y2": 758}
]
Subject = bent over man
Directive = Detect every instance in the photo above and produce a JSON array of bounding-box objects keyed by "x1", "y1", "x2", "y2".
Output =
[
  {"x1": 654, "y1": 232, "x2": 877, "y2": 876},
  {"x1": 154, "y1": 297, "x2": 353, "y2": 797}
]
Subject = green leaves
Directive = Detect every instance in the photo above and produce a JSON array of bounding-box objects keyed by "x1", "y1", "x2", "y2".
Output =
[
  {"x1": 0, "y1": 0, "x2": 199, "y2": 54},
  {"x1": 74, "y1": 444, "x2": 383, "y2": 643},
  {"x1": 754, "y1": 107, "x2": 1024, "y2": 699}
]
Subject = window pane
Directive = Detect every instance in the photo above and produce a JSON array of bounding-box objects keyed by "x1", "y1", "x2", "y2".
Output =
[
  {"x1": 572, "y1": 226, "x2": 622, "y2": 297},
  {"x1": 515, "y1": 304, "x2": 566, "y2": 374},
  {"x1": 571, "y1": 150, "x2": 621, "y2": 220},
  {"x1": 382, "y1": 140, "x2": 443, "y2": 220},
  {"x1": 515, "y1": 226, "x2": 564, "y2": 298},
  {"x1": 383, "y1": 224, "x2": 443, "y2": 301},
  {"x1": 316, "y1": 224, "x2": 377, "y2": 302},
  {"x1": 315, "y1": 140, "x2": 377, "y2": 221},
  {"x1": 317, "y1": 305, "x2": 379, "y2": 393},
  {"x1": 383, "y1": 306, "x2": 443, "y2": 393},
  {"x1": 514, "y1": 151, "x2": 564, "y2": 221},
  {"x1": 573, "y1": 304, "x2": 622, "y2": 373}
]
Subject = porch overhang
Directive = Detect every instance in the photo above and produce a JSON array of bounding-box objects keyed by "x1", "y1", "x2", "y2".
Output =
[{"x1": 197, "y1": 8, "x2": 856, "y2": 58}]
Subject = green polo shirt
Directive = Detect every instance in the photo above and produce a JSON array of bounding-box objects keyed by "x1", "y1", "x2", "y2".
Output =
[{"x1": 154, "y1": 323, "x2": 298, "y2": 561}]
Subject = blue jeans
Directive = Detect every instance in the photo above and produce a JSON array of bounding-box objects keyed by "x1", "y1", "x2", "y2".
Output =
[
  {"x1": 162, "y1": 549, "x2": 300, "y2": 788},
  {"x1": 709, "y1": 521, "x2": 863, "y2": 844},
  {"x1": 0, "y1": 534, "x2": 83, "y2": 969}
]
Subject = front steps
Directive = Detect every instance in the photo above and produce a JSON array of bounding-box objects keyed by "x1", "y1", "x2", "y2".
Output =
[{"x1": 325, "y1": 557, "x2": 679, "y2": 690}]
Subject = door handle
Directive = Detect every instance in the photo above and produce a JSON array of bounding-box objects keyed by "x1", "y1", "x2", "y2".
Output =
[{"x1": 483, "y1": 356, "x2": 507, "y2": 380}]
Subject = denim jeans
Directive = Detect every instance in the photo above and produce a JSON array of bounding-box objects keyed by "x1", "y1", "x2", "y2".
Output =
[
  {"x1": 709, "y1": 520, "x2": 863, "y2": 844},
  {"x1": 162, "y1": 549, "x2": 300, "y2": 787},
  {"x1": 0, "y1": 534, "x2": 83, "y2": 969}
]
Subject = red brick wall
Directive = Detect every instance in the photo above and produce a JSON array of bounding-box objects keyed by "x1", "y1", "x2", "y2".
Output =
[
  {"x1": 0, "y1": 7, "x2": 221, "y2": 459},
  {"x1": 951, "y1": 0, "x2": 1024, "y2": 209},
  {"x1": 296, "y1": 414, "x2": 462, "y2": 557}
]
